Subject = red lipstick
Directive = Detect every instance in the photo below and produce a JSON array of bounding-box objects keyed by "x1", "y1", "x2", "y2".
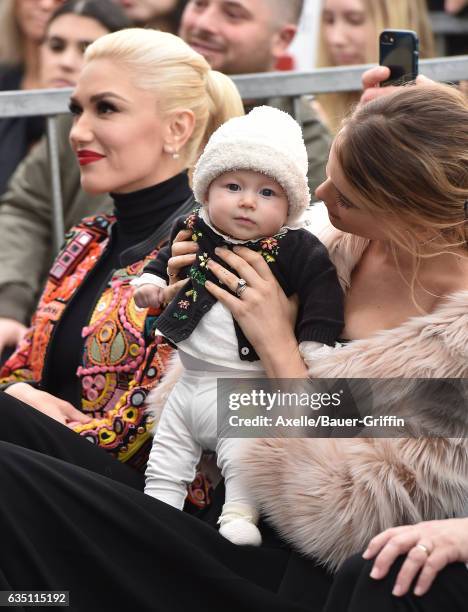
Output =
[{"x1": 77, "y1": 150, "x2": 106, "y2": 166}]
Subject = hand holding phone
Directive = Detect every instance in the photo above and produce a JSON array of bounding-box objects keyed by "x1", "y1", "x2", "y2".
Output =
[{"x1": 379, "y1": 30, "x2": 419, "y2": 86}]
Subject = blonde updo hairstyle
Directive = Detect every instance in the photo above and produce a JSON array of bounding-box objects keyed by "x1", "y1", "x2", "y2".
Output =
[
  {"x1": 84, "y1": 28, "x2": 244, "y2": 169},
  {"x1": 334, "y1": 82, "x2": 467, "y2": 298}
]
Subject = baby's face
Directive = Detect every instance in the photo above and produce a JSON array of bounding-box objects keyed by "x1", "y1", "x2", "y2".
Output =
[{"x1": 206, "y1": 170, "x2": 289, "y2": 241}]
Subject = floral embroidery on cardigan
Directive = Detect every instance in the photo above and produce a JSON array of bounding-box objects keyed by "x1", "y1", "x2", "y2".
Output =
[
  {"x1": 168, "y1": 212, "x2": 288, "y2": 321},
  {"x1": 260, "y1": 236, "x2": 281, "y2": 263}
]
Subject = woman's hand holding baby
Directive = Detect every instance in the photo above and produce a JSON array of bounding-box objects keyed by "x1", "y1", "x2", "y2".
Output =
[
  {"x1": 167, "y1": 229, "x2": 198, "y2": 278},
  {"x1": 205, "y1": 246, "x2": 308, "y2": 378},
  {"x1": 162, "y1": 229, "x2": 198, "y2": 301}
]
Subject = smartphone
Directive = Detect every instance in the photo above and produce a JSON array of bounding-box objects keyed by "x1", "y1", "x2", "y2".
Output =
[{"x1": 379, "y1": 30, "x2": 419, "y2": 86}]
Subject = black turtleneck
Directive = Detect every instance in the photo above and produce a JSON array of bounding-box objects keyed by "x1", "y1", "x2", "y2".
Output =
[{"x1": 44, "y1": 172, "x2": 192, "y2": 407}]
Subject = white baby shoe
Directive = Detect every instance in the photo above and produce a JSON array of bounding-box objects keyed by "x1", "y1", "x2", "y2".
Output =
[{"x1": 218, "y1": 502, "x2": 262, "y2": 546}]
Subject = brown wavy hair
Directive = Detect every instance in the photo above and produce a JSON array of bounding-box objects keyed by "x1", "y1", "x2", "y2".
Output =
[{"x1": 334, "y1": 82, "x2": 467, "y2": 304}]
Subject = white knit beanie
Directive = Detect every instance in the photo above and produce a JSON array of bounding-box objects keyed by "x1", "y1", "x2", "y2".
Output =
[{"x1": 193, "y1": 106, "x2": 310, "y2": 224}]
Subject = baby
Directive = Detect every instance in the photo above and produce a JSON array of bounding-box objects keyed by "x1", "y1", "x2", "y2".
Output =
[{"x1": 134, "y1": 106, "x2": 344, "y2": 546}]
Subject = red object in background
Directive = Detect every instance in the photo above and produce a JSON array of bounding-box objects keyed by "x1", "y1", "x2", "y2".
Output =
[{"x1": 275, "y1": 54, "x2": 295, "y2": 71}]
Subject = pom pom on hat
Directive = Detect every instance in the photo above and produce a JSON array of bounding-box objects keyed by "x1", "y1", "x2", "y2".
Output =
[{"x1": 193, "y1": 106, "x2": 310, "y2": 224}]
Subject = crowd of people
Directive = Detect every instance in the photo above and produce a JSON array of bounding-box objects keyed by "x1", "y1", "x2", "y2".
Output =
[{"x1": 0, "y1": 1, "x2": 466, "y2": 611}]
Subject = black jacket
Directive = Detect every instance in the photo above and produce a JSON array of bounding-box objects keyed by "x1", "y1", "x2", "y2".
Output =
[
  {"x1": 0, "y1": 64, "x2": 45, "y2": 195},
  {"x1": 144, "y1": 209, "x2": 344, "y2": 362}
]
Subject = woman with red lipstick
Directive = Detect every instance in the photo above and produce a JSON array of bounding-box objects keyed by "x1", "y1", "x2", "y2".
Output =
[
  {"x1": 0, "y1": 0, "x2": 130, "y2": 195},
  {"x1": 0, "y1": 28, "x2": 243, "y2": 488}
]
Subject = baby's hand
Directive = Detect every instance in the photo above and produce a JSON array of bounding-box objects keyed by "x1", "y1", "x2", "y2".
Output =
[{"x1": 133, "y1": 284, "x2": 166, "y2": 309}]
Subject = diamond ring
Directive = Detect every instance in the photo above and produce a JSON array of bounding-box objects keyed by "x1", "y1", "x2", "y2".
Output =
[{"x1": 235, "y1": 278, "x2": 248, "y2": 298}]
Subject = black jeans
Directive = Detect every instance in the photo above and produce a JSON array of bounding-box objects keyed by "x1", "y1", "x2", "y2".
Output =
[
  {"x1": 324, "y1": 549, "x2": 468, "y2": 611},
  {"x1": 0, "y1": 391, "x2": 332, "y2": 612}
]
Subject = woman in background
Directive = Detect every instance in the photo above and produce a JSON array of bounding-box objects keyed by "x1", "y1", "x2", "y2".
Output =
[
  {"x1": 39, "y1": 0, "x2": 130, "y2": 89},
  {"x1": 0, "y1": 0, "x2": 63, "y2": 88},
  {"x1": 315, "y1": 0, "x2": 435, "y2": 132}
]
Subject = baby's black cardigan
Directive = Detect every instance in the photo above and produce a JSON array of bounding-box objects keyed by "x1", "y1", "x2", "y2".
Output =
[{"x1": 144, "y1": 209, "x2": 344, "y2": 362}]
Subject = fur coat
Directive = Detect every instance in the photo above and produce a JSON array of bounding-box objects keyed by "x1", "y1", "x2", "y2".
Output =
[{"x1": 146, "y1": 208, "x2": 468, "y2": 571}]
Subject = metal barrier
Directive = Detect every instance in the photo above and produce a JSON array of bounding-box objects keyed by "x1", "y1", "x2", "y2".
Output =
[
  {"x1": 430, "y1": 12, "x2": 468, "y2": 55},
  {"x1": 0, "y1": 56, "x2": 467, "y2": 252},
  {"x1": 430, "y1": 11, "x2": 468, "y2": 35}
]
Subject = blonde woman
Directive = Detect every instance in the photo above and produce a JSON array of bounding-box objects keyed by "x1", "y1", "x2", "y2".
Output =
[
  {"x1": 315, "y1": 0, "x2": 435, "y2": 133},
  {"x1": 0, "y1": 28, "x2": 243, "y2": 491}
]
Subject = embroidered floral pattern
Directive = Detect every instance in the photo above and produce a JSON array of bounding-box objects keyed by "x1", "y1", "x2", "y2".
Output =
[
  {"x1": 259, "y1": 236, "x2": 281, "y2": 263},
  {"x1": 185, "y1": 288, "x2": 198, "y2": 302},
  {"x1": 162, "y1": 213, "x2": 288, "y2": 340},
  {"x1": 199, "y1": 253, "x2": 210, "y2": 268},
  {"x1": 189, "y1": 266, "x2": 207, "y2": 288},
  {"x1": 173, "y1": 312, "x2": 189, "y2": 321},
  {"x1": 185, "y1": 209, "x2": 204, "y2": 241},
  {"x1": 172, "y1": 296, "x2": 192, "y2": 320},
  {"x1": 185, "y1": 211, "x2": 198, "y2": 230}
]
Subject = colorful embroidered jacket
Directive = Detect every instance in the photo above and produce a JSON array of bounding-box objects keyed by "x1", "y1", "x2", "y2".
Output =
[{"x1": 0, "y1": 214, "x2": 174, "y2": 472}]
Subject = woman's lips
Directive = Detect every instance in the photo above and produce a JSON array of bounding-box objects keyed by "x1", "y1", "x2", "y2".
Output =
[
  {"x1": 332, "y1": 53, "x2": 360, "y2": 65},
  {"x1": 325, "y1": 205, "x2": 341, "y2": 221},
  {"x1": 48, "y1": 79, "x2": 75, "y2": 88},
  {"x1": 77, "y1": 151, "x2": 106, "y2": 166}
]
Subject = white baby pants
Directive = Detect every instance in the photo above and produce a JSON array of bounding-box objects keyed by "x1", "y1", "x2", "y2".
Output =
[{"x1": 145, "y1": 352, "x2": 262, "y2": 510}]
